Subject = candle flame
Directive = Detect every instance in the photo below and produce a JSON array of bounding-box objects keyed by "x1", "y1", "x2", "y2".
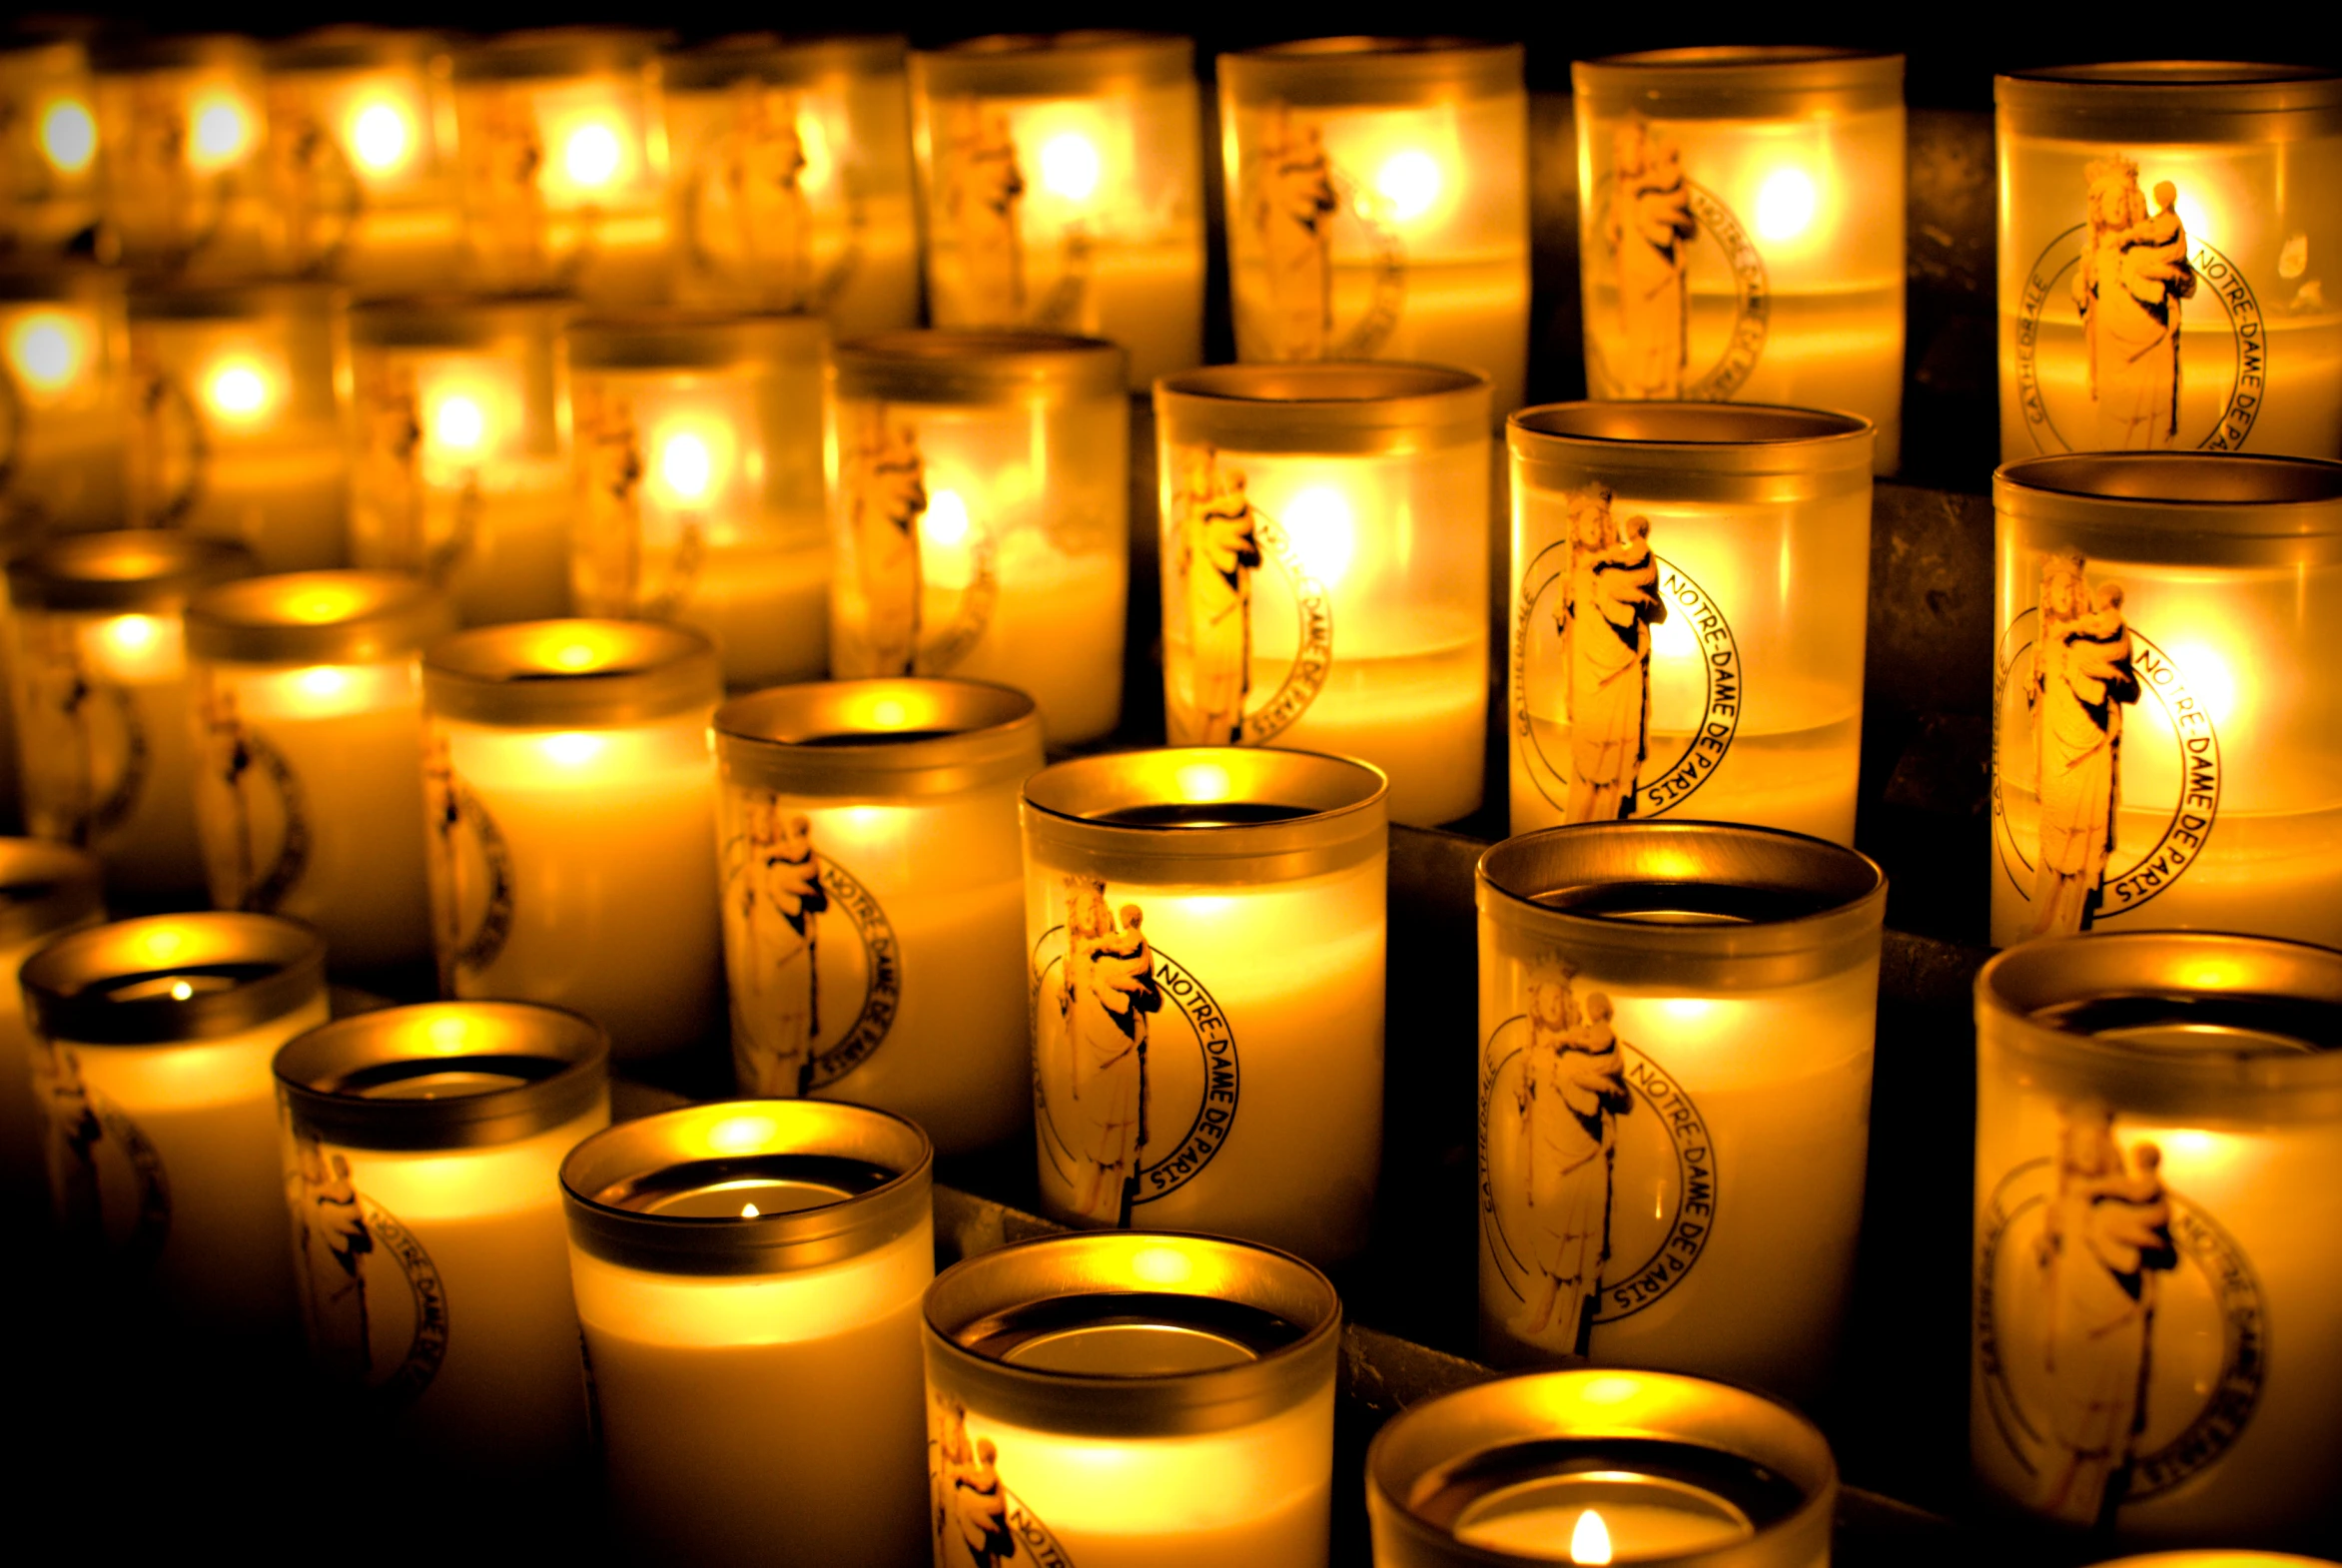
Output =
[
  {"x1": 205, "y1": 359, "x2": 274, "y2": 421},
  {"x1": 657, "y1": 429, "x2": 715, "y2": 503},
  {"x1": 188, "y1": 93, "x2": 251, "y2": 170},
  {"x1": 169, "y1": 981, "x2": 194, "y2": 1002},
  {"x1": 103, "y1": 614, "x2": 162, "y2": 655},
  {"x1": 539, "y1": 731, "x2": 604, "y2": 766},
  {"x1": 7, "y1": 311, "x2": 86, "y2": 395},
  {"x1": 563, "y1": 121, "x2": 623, "y2": 189},
  {"x1": 1280, "y1": 485, "x2": 1354, "y2": 587},
  {"x1": 1375, "y1": 149, "x2": 1443, "y2": 223},
  {"x1": 1755, "y1": 168, "x2": 1819, "y2": 243},
  {"x1": 1570, "y1": 1508, "x2": 1613, "y2": 1566},
  {"x1": 295, "y1": 666, "x2": 349, "y2": 701},
  {"x1": 922, "y1": 488, "x2": 971, "y2": 548},
  {"x1": 431, "y1": 392, "x2": 488, "y2": 453},
  {"x1": 40, "y1": 99, "x2": 96, "y2": 175},
  {"x1": 349, "y1": 100, "x2": 413, "y2": 174},
  {"x1": 740, "y1": 1201, "x2": 760, "y2": 1217},
  {"x1": 1039, "y1": 131, "x2": 1102, "y2": 202}
]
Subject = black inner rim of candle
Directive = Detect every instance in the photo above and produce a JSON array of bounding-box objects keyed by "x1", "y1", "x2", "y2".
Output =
[
  {"x1": 2031, "y1": 993, "x2": 2341, "y2": 1055},
  {"x1": 92, "y1": 962, "x2": 278, "y2": 1002},
  {"x1": 791, "y1": 727, "x2": 966, "y2": 746},
  {"x1": 1530, "y1": 883, "x2": 1829, "y2": 924},
  {"x1": 596, "y1": 1154, "x2": 900, "y2": 1214},
  {"x1": 1088, "y1": 802, "x2": 1317, "y2": 828},
  {"x1": 2, "y1": 875, "x2": 66, "y2": 908},
  {"x1": 335, "y1": 1054, "x2": 570, "y2": 1099},
  {"x1": 959, "y1": 1291, "x2": 1308, "y2": 1363},
  {"x1": 1412, "y1": 1437, "x2": 1807, "y2": 1532}
]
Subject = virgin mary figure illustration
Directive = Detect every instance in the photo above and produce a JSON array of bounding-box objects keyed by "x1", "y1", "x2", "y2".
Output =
[
  {"x1": 845, "y1": 408, "x2": 927, "y2": 675},
  {"x1": 939, "y1": 103, "x2": 1026, "y2": 324},
  {"x1": 198, "y1": 682, "x2": 262, "y2": 907},
  {"x1": 933, "y1": 1396, "x2": 1017, "y2": 1568},
  {"x1": 1511, "y1": 964, "x2": 1634, "y2": 1354},
  {"x1": 1052, "y1": 876, "x2": 1162, "y2": 1226},
  {"x1": 1250, "y1": 108, "x2": 1339, "y2": 361},
  {"x1": 1557, "y1": 487, "x2": 1666, "y2": 823},
  {"x1": 291, "y1": 1131, "x2": 375, "y2": 1381},
  {"x1": 2027, "y1": 551, "x2": 2138, "y2": 936},
  {"x1": 1172, "y1": 446, "x2": 1262, "y2": 745},
  {"x1": 2077, "y1": 158, "x2": 2195, "y2": 450},
  {"x1": 709, "y1": 84, "x2": 813, "y2": 307},
  {"x1": 464, "y1": 88, "x2": 551, "y2": 287},
  {"x1": 726, "y1": 797, "x2": 829, "y2": 1096},
  {"x1": 1608, "y1": 121, "x2": 1697, "y2": 398},
  {"x1": 33, "y1": 1038, "x2": 104, "y2": 1241},
  {"x1": 572, "y1": 383, "x2": 698, "y2": 620}
]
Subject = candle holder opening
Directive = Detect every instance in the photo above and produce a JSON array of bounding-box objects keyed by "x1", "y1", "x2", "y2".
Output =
[
  {"x1": 423, "y1": 618, "x2": 721, "y2": 727},
  {"x1": 1576, "y1": 46, "x2": 1902, "y2": 113},
  {"x1": 915, "y1": 32, "x2": 1192, "y2": 95},
  {"x1": 21, "y1": 912, "x2": 325, "y2": 1045},
  {"x1": 1512, "y1": 401, "x2": 1872, "y2": 451},
  {"x1": 2000, "y1": 451, "x2": 2342, "y2": 515},
  {"x1": 662, "y1": 33, "x2": 907, "y2": 91},
  {"x1": 1220, "y1": 37, "x2": 1523, "y2": 105},
  {"x1": 1159, "y1": 362, "x2": 1490, "y2": 449},
  {"x1": 831, "y1": 328, "x2": 1126, "y2": 399},
  {"x1": 187, "y1": 569, "x2": 454, "y2": 665},
  {"x1": 567, "y1": 308, "x2": 827, "y2": 371},
  {"x1": 1024, "y1": 745, "x2": 1386, "y2": 879},
  {"x1": 275, "y1": 1000, "x2": 608, "y2": 1150},
  {"x1": 717, "y1": 678, "x2": 1039, "y2": 795},
  {"x1": 6, "y1": 529, "x2": 255, "y2": 613}
]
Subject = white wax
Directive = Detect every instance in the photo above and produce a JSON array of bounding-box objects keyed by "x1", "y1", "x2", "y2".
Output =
[
  {"x1": 682, "y1": 541, "x2": 830, "y2": 691},
  {"x1": 1251, "y1": 623, "x2": 1487, "y2": 829},
  {"x1": 942, "y1": 539, "x2": 1127, "y2": 746},
  {"x1": 183, "y1": 443, "x2": 350, "y2": 572}
]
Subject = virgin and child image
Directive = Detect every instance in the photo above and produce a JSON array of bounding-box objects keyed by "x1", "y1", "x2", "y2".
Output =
[
  {"x1": 571, "y1": 384, "x2": 703, "y2": 622},
  {"x1": 1552, "y1": 486, "x2": 1665, "y2": 824},
  {"x1": 1248, "y1": 107, "x2": 1338, "y2": 361},
  {"x1": 2024, "y1": 550, "x2": 2138, "y2": 936},
  {"x1": 1170, "y1": 444, "x2": 1263, "y2": 746},
  {"x1": 724, "y1": 793, "x2": 830, "y2": 1096},
  {"x1": 290, "y1": 1131, "x2": 376, "y2": 1383},
  {"x1": 2076, "y1": 157, "x2": 2195, "y2": 450},
  {"x1": 933, "y1": 1395, "x2": 1031, "y2": 1568},
  {"x1": 693, "y1": 83, "x2": 816, "y2": 307},
  {"x1": 938, "y1": 102, "x2": 1027, "y2": 323},
  {"x1": 1039, "y1": 874, "x2": 1163, "y2": 1227},
  {"x1": 843, "y1": 406, "x2": 928, "y2": 676},
  {"x1": 1607, "y1": 120, "x2": 1697, "y2": 398}
]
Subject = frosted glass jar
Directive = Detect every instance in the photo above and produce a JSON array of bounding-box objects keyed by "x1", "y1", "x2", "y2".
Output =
[
  {"x1": 662, "y1": 33, "x2": 919, "y2": 335},
  {"x1": 0, "y1": 37, "x2": 100, "y2": 256},
  {"x1": 93, "y1": 34, "x2": 272, "y2": 279},
  {"x1": 1575, "y1": 49, "x2": 1907, "y2": 473},
  {"x1": 1508, "y1": 402, "x2": 1874, "y2": 844},
  {"x1": 1219, "y1": 39, "x2": 1529, "y2": 414},
  {"x1": 828, "y1": 330, "x2": 1128, "y2": 743},
  {"x1": 1156, "y1": 362, "x2": 1490, "y2": 827},
  {"x1": 0, "y1": 839, "x2": 101, "y2": 1219},
  {"x1": 1022, "y1": 746, "x2": 1387, "y2": 1265},
  {"x1": 568, "y1": 311, "x2": 830, "y2": 689},
  {"x1": 0, "y1": 265, "x2": 128, "y2": 534},
  {"x1": 1997, "y1": 64, "x2": 2342, "y2": 463},
  {"x1": 911, "y1": 32, "x2": 1204, "y2": 386}
]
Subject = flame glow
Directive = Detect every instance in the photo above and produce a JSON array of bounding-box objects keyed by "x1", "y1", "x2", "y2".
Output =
[
  {"x1": 1570, "y1": 1509, "x2": 1613, "y2": 1566},
  {"x1": 1755, "y1": 168, "x2": 1818, "y2": 243},
  {"x1": 7, "y1": 311, "x2": 86, "y2": 395},
  {"x1": 40, "y1": 99, "x2": 97, "y2": 174},
  {"x1": 205, "y1": 359, "x2": 274, "y2": 421},
  {"x1": 188, "y1": 94, "x2": 251, "y2": 170},
  {"x1": 1039, "y1": 131, "x2": 1102, "y2": 202},
  {"x1": 1375, "y1": 149, "x2": 1443, "y2": 223},
  {"x1": 563, "y1": 121, "x2": 623, "y2": 189},
  {"x1": 349, "y1": 100, "x2": 413, "y2": 174}
]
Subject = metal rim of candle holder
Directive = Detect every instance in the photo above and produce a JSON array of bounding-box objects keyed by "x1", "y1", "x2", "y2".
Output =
[
  {"x1": 262, "y1": 27, "x2": 447, "y2": 74},
  {"x1": 0, "y1": 263, "x2": 122, "y2": 306},
  {"x1": 450, "y1": 28, "x2": 662, "y2": 82},
  {"x1": 1998, "y1": 60, "x2": 2342, "y2": 137},
  {"x1": 0, "y1": 839, "x2": 104, "y2": 950},
  {"x1": 560, "y1": 1098, "x2": 933, "y2": 1276},
  {"x1": 566, "y1": 309, "x2": 828, "y2": 372},
  {"x1": 276, "y1": 1000, "x2": 609, "y2": 1152},
  {"x1": 923, "y1": 1229, "x2": 1342, "y2": 1437},
  {"x1": 0, "y1": 37, "x2": 83, "y2": 72},
  {"x1": 912, "y1": 31, "x2": 1192, "y2": 97},
  {"x1": 5, "y1": 529, "x2": 256, "y2": 614},
  {"x1": 1023, "y1": 744, "x2": 1388, "y2": 884},
  {"x1": 1156, "y1": 362, "x2": 1491, "y2": 455},
  {"x1": 1996, "y1": 453, "x2": 2342, "y2": 566},
  {"x1": 1510, "y1": 401, "x2": 1875, "y2": 494},
  {"x1": 661, "y1": 33, "x2": 908, "y2": 92},
  {"x1": 2081, "y1": 1556, "x2": 2342, "y2": 1567},
  {"x1": 1977, "y1": 932, "x2": 2342, "y2": 1122},
  {"x1": 349, "y1": 292, "x2": 572, "y2": 350},
  {"x1": 831, "y1": 329, "x2": 1127, "y2": 403},
  {"x1": 91, "y1": 33, "x2": 262, "y2": 74},
  {"x1": 22, "y1": 912, "x2": 327, "y2": 1046},
  {"x1": 1477, "y1": 822, "x2": 1887, "y2": 991},
  {"x1": 1218, "y1": 37, "x2": 1523, "y2": 106},
  {"x1": 422, "y1": 618, "x2": 723, "y2": 728},
  {"x1": 1363, "y1": 1367, "x2": 1837, "y2": 1568},
  {"x1": 1573, "y1": 46, "x2": 1903, "y2": 117},
  {"x1": 126, "y1": 281, "x2": 343, "y2": 324},
  {"x1": 716, "y1": 678, "x2": 1042, "y2": 797},
  {"x1": 187, "y1": 569, "x2": 455, "y2": 666}
]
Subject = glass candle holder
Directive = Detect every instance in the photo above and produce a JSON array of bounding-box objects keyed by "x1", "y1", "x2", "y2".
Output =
[
  {"x1": 568, "y1": 311, "x2": 831, "y2": 690},
  {"x1": 925, "y1": 1230, "x2": 1342, "y2": 1568},
  {"x1": 1574, "y1": 49, "x2": 1907, "y2": 474},
  {"x1": 662, "y1": 34, "x2": 920, "y2": 335},
  {"x1": 714, "y1": 679, "x2": 1041, "y2": 1153},
  {"x1": 275, "y1": 1000, "x2": 609, "y2": 1471},
  {"x1": 128, "y1": 283, "x2": 351, "y2": 572},
  {"x1": 0, "y1": 265, "x2": 128, "y2": 534},
  {"x1": 1971, "y1": 933, "x2": 2342, "y2": 1548},
  {"x1": 6, "y1": 531, "x2": 256, "y2": 897},
  {"x1": 0, "y1": 839, "x2": 102, "y2": 1218},
  {"x1": 348, "y1": 295, "x2": 574, "y2": 626},
  {"x1": 451, "y1": 30, "x2": 670, "y2": 306},
  {"x1": 828, "y1": 331, "x2": 1129, "y2": 743},
  {"x1": 1021, "y1": 747, "x2": 1387, "y2": 1265},
  {"x1": 1990, "y1": 454, "x2": 2342, "y2": 949},
  {"x1": 261, "y1": 29, "x2": 461, "y2": 295},
  {"x1": 911, "y1": 32, "x2": 1204, "y2": 386},
  {"x1": 0, "y1": 37, "x2": 100, "y2": 256},
  {"x1": 1219, "y1": 39, "x2": 1530, "y2": 415},
  {"x1": 1508, "y1": 403, "x2": 1874, "y2": 844},
  {"x1": 93, "y1": 34, "x2": 273, "y2": 279},
  {"x1": 1365, "y1": 1367, "x2": 1836, "y2": 1567},
  {"x1": 2085, "y1": 1558, "x2": 2339, "y2": 1568},
  {"x1": 1156, "y1": 363, "x2": 1490, "y2": 828},
  {"x1": 422, "y1": 620, "x2": 723, "y2": 1060},
  {"x1": 185, "y1": 570, "x2": 454, "y2": 970},
  {"x1": 1477, "y1": 823, "x2": 1886, "y2": 1402},
  {"x1": 1997, "y1": 64, "x2": 2342, "y2": 464},
  {"x1": 20, "y1": 913, "x2": 328, "y2": 1328},
  {"x1": 561, "y1": 1099, "x2": 934, "y2": 1566}
]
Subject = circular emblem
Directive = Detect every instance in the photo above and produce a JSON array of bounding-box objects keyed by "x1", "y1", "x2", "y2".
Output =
[
  {"x1": 20, "y1": 630, "x2": 149, "y2": 844},
  {"x1": 1323, "y1": 162, "x2": 1408, "y2": 360},
  {"x1": 36, "y1": 1054, "x2": 171, "y2": 1270},
  {"x1": 197, "y1": 689, "x2": 312, "y2": 915},
  {"x1": 1976, "y1": 1150, "x2": 2264, "y2": 1513},
  {"x1": 1515, "y1": 544, "x2": 1741, "y2": 821},
  {"x1": 1588, "y1": 175, "x2": 1770, "y2": 401},
  {"x1": 1479, "y1": 1011, "x2": 1716, "y2": 1341},
  {"x1": 918, "y1": 519, "x2": 1000, "y2": 676},
  {"x1": 291, "y1": 1148, "x2": 449, "y2": 1406},
  {"x1": 425, "y1": 747, "x2": 515, "y2": 988},
  {"x1": 131, "y1": 364, "x2": 208, "y2": 527},
  {"x1": 933, "y1": 1395, "x2": 1081, "y2": 1568},
  {"x1": 1240, "y1": 509, "x2": 1334, "y2": 745}
]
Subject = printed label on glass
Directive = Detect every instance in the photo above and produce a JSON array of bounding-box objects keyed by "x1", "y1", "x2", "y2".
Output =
[
  {"x1": 1991, "y1": 550, "x2": 2222, "y2": 935},
  {"x1": 839, "y1": 405, "x2": 998, "y2": 675},
  {"x1": 32, "y1": 1039, "x2": 170, "y2": 1265},
  {"x1": 1244, "y1": 107, "x2": 1405, "y2": 362},
  {"x1": 195, "y1": 674, "x2": 310, "y2": 914},
  {"x1": 461, "y1": 86, "x2": 568, "y2": 290},
  {"x1": 1590, "y1": 120, "x2": 1769, "y2": 400},
  {"x1": 572, "y1": 381, "x2": 703, "y2": 621},
  {"x1": 114, "y1": 82, "x2": 230, "y2": 270},
  {"x1": 128, "y1": 349, "x2": 205, "y2": 527},
  {"x1": 1480, "y1": 960, "x2": 1715, "y2": 1353},
  {"x1": 1032, "y1": 875, "x2": 1239, "y2": 1228},
  {"x1": 15, "y1": 616, "x2": 148, "y2": 846},
  {"x1": 353, "y1": 358, "x2": 479, "y2": 583},
  {"x1": 1167, "y1": 442, "x2": 1332, "y2": 746},
  {"x1": 1515, "y1": 485, "x2": 1741, "y2": 822},
  {"x1": 290, "y1": 1131, "x2": 448, "y2": 1404},
  {"x1": 266, "y1": 82, "x2": 364, "y2": 277},
  {"x1": 2015, "y1": 155, "x2": 2264, "y2": 454},
  {"x1": 722, "y1": 797, "x2": 902, "y2": 1097},
  {"x1": 1975, "y1": 1100, "x2": 2263, "y2": 1525},
  {"x1": 682, "y1": 83, "x2": 866, "y2": 311},
  {"x1": 933, "y1": 102, "x2": 1093, "y2": 334},
  {"x1": 423, "y1": 731, "x2": 514, "y2": 990},
  {"x1": 931, "y1": 1394, "x2": 1077, "y2": 1568}
]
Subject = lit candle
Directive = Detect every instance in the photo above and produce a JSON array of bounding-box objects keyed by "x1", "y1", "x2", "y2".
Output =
[
  {"x1": 1477, "y1": 823, "x2": 1886, "y2": 1403},
  {"x1": 662, "y1": 34, "x2": 921, "y2": 335},
  {"x1": 828, "y1": 331, "x2": 1130, "y2": 744},
  {"x1": 562, "y1": 1099, "x2": 934, "y2": 1565},
  {"x1": 421, "y1": 620, "x2": 724, "y2": 1060},
  {"x1": 568, "y1": 311, "x2": 832, "y2": 690},
  {"x1": 0, "y1": 266, "x2": 129, "y2": 532},
  {"x1": 450, "y1": 30, "x2": 672, "y2": 306},
  {"x1": 2083, "y1": 1557, "x2": 2340, "y2": 1567},
  {"x1": 0, "y1": 839, "x2": 102, "y2": 1220},
  {"x1": 1990, "y1": 454, "x2": 2342, "y2": 948},
  {"x1": 714, "y1": 679, "x2": 1043, "y2": 1153},
  {"x1": 1998, "y1": 64, "x2": 2342, "y2": 464},
  {"x1": 0, "y1": 36, "x2": 101, "y2": 255},
  {"x1": 1366, "y1": 1367, "x2": 1835, "y2": 1567},
  {"x1": 185, "y1": 570, "x2": 454, "y2": 972},
  {"x1": 348, "y1": 295, "x2": 576, "y2": 625},
  {"x1": 275, "y1": 1000, "x2": 610, "y2": 1472},
  {"x1": 911, "y1": 33, "x2": 1205, "y2": 385},
  {"x1": 1156, "y1": 363, "x2": 1491, "y2": 827},
  {"x1": 5, "y1": 532, "x2": 256, "y2": 898},
  {"x1": 93, "y1": 34, "x2": 273, "y2": 278},
  {"x1": 1219, "y1": 39, "x2": 1530, "y2": 415},
  {"x1": 1508, "y1": 403, "x2": 1875, "y2": 844},
  {"x1": 925, "y1": 1229, "x2": 1342, "y2": 1568},
  {"x1": 19, "y1": 913, "x2": 328, "y2": 1330},
  {"x1": 1574, "y1": 50, "x2": 1907, "y2": 474},
  {"x1": 1022, "y1": 747, "x2": 1387, "y2": 1265},
  {"x1": 1972, "y1": 933, "x2": 2342, "y2": 1547},
  {"x1": 127, "y1": 283, "x2": 352, "y2": 572},
  {"x1": 261, "y1": 29, "x2": 461, "y2": 295}
]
